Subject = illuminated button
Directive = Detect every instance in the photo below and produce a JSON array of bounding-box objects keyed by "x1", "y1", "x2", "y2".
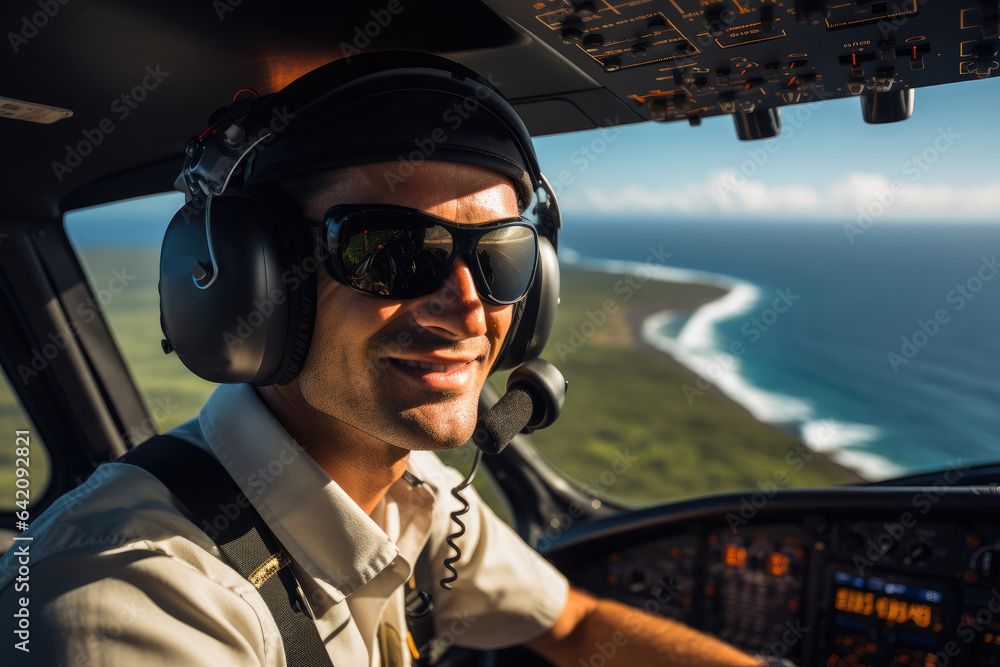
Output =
[{"x1": 602, "y1": 56, "x2": 621, "y2": 73}]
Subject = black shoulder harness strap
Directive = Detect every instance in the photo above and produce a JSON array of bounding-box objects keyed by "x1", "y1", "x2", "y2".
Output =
[
  {"x1": 118, "y1": 434, "x2": 334, "y2": 667},
  {"x1": 118, "y1": 434, "x2": 439, "y2": 666}
]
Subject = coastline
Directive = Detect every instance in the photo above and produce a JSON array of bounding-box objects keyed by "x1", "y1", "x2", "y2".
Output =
[{"x1": 538, "y1": 260, "x2": 866, "y2": 501}]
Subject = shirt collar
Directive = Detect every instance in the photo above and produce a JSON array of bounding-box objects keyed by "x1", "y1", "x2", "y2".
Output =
[{"x1": 196, "y1": 383, "x2": 434, "y2": 604}]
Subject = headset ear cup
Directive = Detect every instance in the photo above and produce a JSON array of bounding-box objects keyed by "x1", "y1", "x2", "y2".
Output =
[
  {"x1": 495, "y1": 235, "x2": 559, "y2": 371},
  {"x1": 159, "y1": 189, "x2": 316, "y2": 385}
]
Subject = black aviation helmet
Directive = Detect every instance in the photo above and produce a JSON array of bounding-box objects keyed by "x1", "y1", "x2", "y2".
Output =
[{"x1": 159, "y1": 51, "x2": 561, "y2": 386}]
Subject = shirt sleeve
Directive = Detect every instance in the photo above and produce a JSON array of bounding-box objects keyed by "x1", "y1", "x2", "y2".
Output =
[
  {"x1": 420, "y1": 458, "x2": 570, "y2": 650},
  {"x1": 0, "y1": 546, "x2": 274, "y2": 667}
]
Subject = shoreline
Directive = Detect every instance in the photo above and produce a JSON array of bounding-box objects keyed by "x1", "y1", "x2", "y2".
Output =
[{"x1": 558, "y1": 262, "x2": 867, "y2": 485}]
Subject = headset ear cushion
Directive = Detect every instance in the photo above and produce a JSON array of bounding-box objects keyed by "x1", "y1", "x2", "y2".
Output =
[
  {"x1": 269, "y1": 221, "x2": 317, "y2": 386},
  {"x1": 494, "y1": 235, "x2": 559, "y2": 371}
]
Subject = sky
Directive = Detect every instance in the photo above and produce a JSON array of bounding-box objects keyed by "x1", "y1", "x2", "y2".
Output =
[
  {"x1": 532, "y1": 76, "x2": 1000, "y2": 223},
  {"x1": 66, "y1": 75, "x2": 1000, "y2": 245}
]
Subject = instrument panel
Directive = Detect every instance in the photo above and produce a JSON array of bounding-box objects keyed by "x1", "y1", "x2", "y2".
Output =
[
  {"x1": 542, "y1": 485, "x2": 1000, "y2": 666},
  {"x1": 489, "y1": 0, "x2": 1000, "y2": 137}
]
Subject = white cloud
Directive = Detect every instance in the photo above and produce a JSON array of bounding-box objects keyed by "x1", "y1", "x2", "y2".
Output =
[{"x1": 558, "y1": 171, "x2": 1000, "y2": 222}]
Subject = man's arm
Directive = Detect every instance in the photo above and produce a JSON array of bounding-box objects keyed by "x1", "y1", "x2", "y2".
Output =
[{"x1": 526, "y1": 586, "x2": 761, "y2": 667}]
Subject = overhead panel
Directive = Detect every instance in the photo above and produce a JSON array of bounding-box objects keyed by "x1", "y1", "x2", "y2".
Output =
[{"x1": 492, "y1": 0, "x2": 1000, "y2": 139}]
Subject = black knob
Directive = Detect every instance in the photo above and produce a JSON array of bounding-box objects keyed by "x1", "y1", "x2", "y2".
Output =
[
  {"x1": 705, "y1": 4, "x2": 731, "y2": 36},
  {"x1": 560, "y1": 26, "x2": 583, "y2": 44},
  {"x1": 582, "y1": 33, "x2": 605, "y2": 52},
  {"x1": 794, "y1": 0, "x2": 830, "y2": 24},
  {"x1": 860, "y1": 88, "x2": 914, "y2": 124},
  {"x1": 733, "y1": 108, "x2": 782, "y2": 141},
  {"x1": 761, "y1": 4, "x2": 776, "y2": 31}
]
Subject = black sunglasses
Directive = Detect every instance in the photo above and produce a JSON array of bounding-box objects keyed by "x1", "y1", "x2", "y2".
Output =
[{"x1": 318, "y1": 204, "x2": 539, "y2": 305}]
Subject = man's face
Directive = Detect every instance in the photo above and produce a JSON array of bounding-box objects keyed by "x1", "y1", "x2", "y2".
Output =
[{"x1": 294, "y1": 161, "x2": 520, "y2": 451}]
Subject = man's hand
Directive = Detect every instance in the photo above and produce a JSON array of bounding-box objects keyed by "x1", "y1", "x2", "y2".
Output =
[{"x1": 525, "y1": 586, "x2": 761, "y2": 667}]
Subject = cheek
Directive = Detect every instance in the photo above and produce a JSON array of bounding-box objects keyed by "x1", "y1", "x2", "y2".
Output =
[
  {"x1": 301, "y1": 278, "x2": 403, "y2": 375},
  {"x1": 487, "y1": 305, "x2": 515, "y2": 352}
]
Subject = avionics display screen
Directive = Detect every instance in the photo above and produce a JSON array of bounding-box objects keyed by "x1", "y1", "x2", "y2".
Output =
[{"x1": 831, "y1": 571, "x2": 946, "y2": 635}]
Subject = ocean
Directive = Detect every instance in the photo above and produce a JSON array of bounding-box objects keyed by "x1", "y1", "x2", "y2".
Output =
[{"x1": 559, "y1": 219, "x2": 1000, "y2": 481}]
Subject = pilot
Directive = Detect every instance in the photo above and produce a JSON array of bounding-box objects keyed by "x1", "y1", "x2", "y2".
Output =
[{"x1": 0, "y1": 53, "x2": 776, "y2": 666}]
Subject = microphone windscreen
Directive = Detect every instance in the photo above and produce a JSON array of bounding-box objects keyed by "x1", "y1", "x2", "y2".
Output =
[{"x1": 473, "y1": 386, "x2": 535, "y2": 455}]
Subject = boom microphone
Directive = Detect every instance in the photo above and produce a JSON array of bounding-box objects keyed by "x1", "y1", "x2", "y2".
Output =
[{"x1": 473, "y1": 359, "x2": 567, "y2": 455}]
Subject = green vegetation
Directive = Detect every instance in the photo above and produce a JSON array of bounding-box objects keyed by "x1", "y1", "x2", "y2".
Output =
[
  {"x1": 500, "y1": 266, "x2": 861, "y2": 507},
  {"x1": 0, "y1": 250, "x2": 859, "y2": 514}
]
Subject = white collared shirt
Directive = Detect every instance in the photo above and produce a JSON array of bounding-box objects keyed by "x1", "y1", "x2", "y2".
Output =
[{"x1": 0, "y1": 383, "x2": 568, "y2": 666}]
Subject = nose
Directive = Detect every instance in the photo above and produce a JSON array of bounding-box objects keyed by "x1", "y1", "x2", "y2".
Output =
[{"x1": 409, "y1": 257, "x2": 487, "y2": 340}]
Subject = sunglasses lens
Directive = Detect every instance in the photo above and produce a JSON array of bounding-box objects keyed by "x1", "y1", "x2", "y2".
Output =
[
  {"x1": 476, "y1": 225, "x2": 537, "y2": 303},
  {"x1": 331, "y1": 209, "x2": 537, "y2": 303},
  {"x1": 339, "y1": 219, "x2": 453, "y2": 298}
]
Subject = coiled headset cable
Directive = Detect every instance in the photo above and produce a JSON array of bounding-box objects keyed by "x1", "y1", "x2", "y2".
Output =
[
  {"x1": 439, "y1": 448, "x2": 482, "y2": 590},
  {"x1": 439, "y1": 359, "x2": 568, "y2": 589}
]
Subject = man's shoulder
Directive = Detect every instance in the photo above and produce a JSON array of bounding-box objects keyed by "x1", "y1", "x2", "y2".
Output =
[{"x1": 0, "y1": 455, "x2": 219, "y2": 588}]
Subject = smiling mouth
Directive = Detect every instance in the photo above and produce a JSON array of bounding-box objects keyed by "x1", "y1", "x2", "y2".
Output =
[{"x1": 391, "y1": 358, "x2": 473, "y2": 373}]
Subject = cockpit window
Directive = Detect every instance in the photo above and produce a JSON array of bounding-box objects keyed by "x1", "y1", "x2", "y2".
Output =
[
  {"x1": 65, "y1": 193, "x2": 217, "y2": 438},
  {"x1": 523, "y1": 77, "x2": 1000, "y2": 507}
]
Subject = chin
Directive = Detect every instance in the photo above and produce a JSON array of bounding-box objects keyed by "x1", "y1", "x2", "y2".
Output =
[{"x1": 389, "y1": 415, "x2": 476, "y2": 452}]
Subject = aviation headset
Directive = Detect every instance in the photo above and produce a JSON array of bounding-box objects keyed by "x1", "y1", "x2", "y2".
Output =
[{"x1": 160, "y1": 52, "x2": 561, "y2": 386}]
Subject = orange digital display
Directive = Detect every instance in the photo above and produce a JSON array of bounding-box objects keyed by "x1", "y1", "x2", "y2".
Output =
[
  {"x1": 834, "y1": 587, "x2": 934, "y2": 629},
  {"x1": 766, "y1": 552, "x2": 789, "y2": 576},
  {"x1": 723, "y1": 544, "x2": 747, "y2": 568}
]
